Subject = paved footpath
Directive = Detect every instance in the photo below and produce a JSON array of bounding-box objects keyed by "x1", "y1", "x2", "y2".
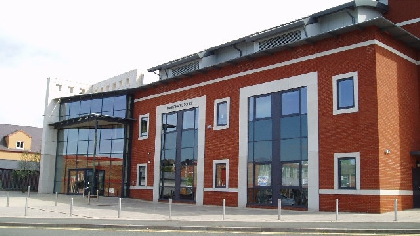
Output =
[{"x1": 0, "y1": 191, "x2": 420, "y2": 234}]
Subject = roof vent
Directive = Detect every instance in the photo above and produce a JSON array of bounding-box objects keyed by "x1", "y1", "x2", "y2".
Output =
[
  {"x1": 259, "y1": 30, "x2": 301, "y2": 51},
  {"x1": 172, "y1": 61, "x2": 199, "y2": 77}
]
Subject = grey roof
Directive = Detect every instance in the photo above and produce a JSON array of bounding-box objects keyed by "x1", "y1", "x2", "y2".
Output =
[{"x1": 0, "y1": 124, "x2": 42, "y2": 153}]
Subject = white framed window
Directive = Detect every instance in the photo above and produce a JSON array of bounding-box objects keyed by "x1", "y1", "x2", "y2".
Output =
[
  {"x1": 213, "y1": 159, "x2": 229, "y2": 188},
  {"x1": 332, "y1": 72, "x2": 358, "y2": 115},
  {"x1": 139, "y1": 113, "x2": 149, "y2": 140},
  {"x1": 16, "y1": 141, "x2": 24, "y2": 149},
  {"x1": 137, "y1": 164, "x2": 147, "y2": 187},
  {"x1": 334, "y1": 152, "x2": 360, "y2": 190},
  {"x1": 213, "y1": 97, "x2": 230, "y2": 130}
]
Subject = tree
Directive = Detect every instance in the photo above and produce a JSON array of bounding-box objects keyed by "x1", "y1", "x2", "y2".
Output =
[{"x1": 13, "y1": 152, "x2": 40, "y2": 192}]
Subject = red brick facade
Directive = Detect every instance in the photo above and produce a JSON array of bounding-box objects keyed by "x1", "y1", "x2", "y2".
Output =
[{"x1": 129, "y1": 2, "x2": 420, "y2": 213}]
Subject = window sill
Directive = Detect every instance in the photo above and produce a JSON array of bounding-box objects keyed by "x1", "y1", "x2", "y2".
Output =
[{"x1": 204, "y1": 188, "x2": 238, "y2": 192}]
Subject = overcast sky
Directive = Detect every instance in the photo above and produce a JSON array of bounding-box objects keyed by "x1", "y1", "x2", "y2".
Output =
[{"x1": 0, "y1": 0, "x2": 350, "y2": 128}]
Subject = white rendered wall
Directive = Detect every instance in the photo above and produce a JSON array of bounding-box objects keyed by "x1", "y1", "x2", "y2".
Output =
[{"x1": 88, "y1": 69, "x2": 143, "y2": 93}]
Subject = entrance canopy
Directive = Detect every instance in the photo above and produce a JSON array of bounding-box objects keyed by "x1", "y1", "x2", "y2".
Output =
[{"x1": 49, "y1": 113, "x2": 135, "y2": 129}]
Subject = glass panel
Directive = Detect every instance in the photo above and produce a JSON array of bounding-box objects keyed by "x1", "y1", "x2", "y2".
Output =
[
  {"x1": 215, "y1": 163, "x2": 227, "y2": 187},
  {"x1": 99, "y1": 139, "x2": 112, "y2": 154},
  {"x1": 181, "y1": 130, "x2": 195, "y2": 148},
  {"x1": 138, "y1": 166, "x2": 146, "y2": 186},
  {"x1": 141, "y1": 117, "x2": 148, "y2": 137},
  {"x1": 248, "y1": 122, "x2": 254, "y2": 141},
  {"x1": 301, "y1": 114, "x2": 307, "y2": 137},
  {"x1": 91, "y1": 98, "x2": 102, "y2": 114},
  {"x1": 280, "y1": 138, "x2": 301, "y2": 161},
  {"x1": 67, "y1": 140, "x2": 78, "y2": 155},
  {"x1": 248, "y1": 142, "x2": 254, "y2": 161},
  {"x1": 282, "y1": 162, "x2": 300, "y2": 186},
  {"x1": 280, "y1": 116, "x2": 300, "y2": 139},
  {"x1": 67, "y1": 129, "x2": 78, "y2": 141},
  {"x1": 77, "y1": 140, "x2": 88, "y2": 155},
  {"x1": 183, "y1": 109, "x2": 195, "y2": 129},
  {"x1": 100, "y1": 129, "x2": 112, "y2": 140},
  {"x1": 78, "y1": 129, "x2": 90, "y2": 140},
  {"x1": 59, "y1": 103, "x2": 67, "y2": 121},
  {"x1": 301, "y1": 87, "x2": 307, "y2": 114},
  {"x1": 58, "y1": 129, "x2": 67, "y2": 142},
  {"x1": 301, "y1": 137, "x2": 308, "y2": 161},
  {"x1": 113, "y1": 95, "x2": 126, "y2": 111},
  {"x1": 282, "y1": 90, "x2": 299, "y2": 115},
  {"x1": 338, "y1": 78, "x2": 354, "y2": 109},
  {"x1": 113, "y1": 110, "x2": 126, "y2": 118},
  {"x1": 111, "y1": 139, "x2": 124, "y2": 153},
  {"x1": 102, "y1": 97, "x2": 114, "y2": 116},
  {"x1": 180, "y1": 148, "x2": 194, "y2": 163},
  {"x1": 255, "y1": 188, "x2": 273, "y2": 204},
  {"x1": 217, "y1": 102, "x2": 227, "y2": 126},
  {"x1": 253, "y1": 141, "x2": 272, "y2": 162},
  {"x1": 69, "y1": 101, "x2": 81, "y2": 118},
  {"x1": 339, "y1": 158, "x2": 356, "y2": 188},
  {"x1": 254, "y1": 119, "x2": 272, "y2": 141},
  {"x1": 58, "y1": 141, "x2": 67, "y2": 155},
  {"x1": 254, "y1": 163, "x2": 271, "y2": 186},
  {"x1": 162, "y1": 149, "x2": 176, "y2": 162},
  {"x1": 255, "y1": 95, "x2": 271, "y2": 119},
  {"x1": 113, "y1": 127, "x2": 124, "y2": 139},
  {"x1": 163, "y1": 132, "x2": 177, "y2": 150},
  {"x1": 80, "y1": 100, "x2": 91, "y2": 116},
  {"x1": 301, "y1": 161, "x2": 308, "y2": 187},
  {"x1": 164, "y1": 113, "x2": 177, "y2": 132},
  {"x1": 247, "y1": 162, "x2": 254, "y2": 188},
  {"x1": 248, "y1": 97, "x2": 254, "y2": 121}
]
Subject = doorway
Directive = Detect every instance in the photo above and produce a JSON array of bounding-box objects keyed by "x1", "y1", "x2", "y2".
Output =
[
  {"x1": 159, "y1": 108, "x2": 198, "y2": 201},
  {"x1": 413, "y1": 168, "x2": 420, "y2": 208},
  {"x1": 68, "y1": 169, "x2": 105, "y2": 195}
]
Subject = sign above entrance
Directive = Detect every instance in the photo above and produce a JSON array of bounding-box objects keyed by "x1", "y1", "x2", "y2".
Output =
[{"x1": 166, "y1": 101, "x2": 193, "y2": 111}]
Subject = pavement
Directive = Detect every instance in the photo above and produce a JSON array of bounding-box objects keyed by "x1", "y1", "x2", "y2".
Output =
[{"x1": 0, "y1": 191, "x2": 420, "y2": 234}]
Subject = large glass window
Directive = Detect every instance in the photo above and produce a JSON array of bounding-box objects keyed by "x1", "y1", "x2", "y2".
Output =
[
  {"x1": 214, "y1": 160, "x2": 228, "y2": 188},
  {"x1": 333, "y1": 72, "x2": 358, "y2": 115},
  {"x1": 139, "y1": 114, "x2": 149, "y2": 139},
  {"x1": 337, "y1": 78, "x2": 354, "y2": 109},
  {"x1": 217, "y1": 101, "x2": 227, "y2": 126},
  {"x1": 247, "y1": 87, "x2": 308, "y2": 207}
]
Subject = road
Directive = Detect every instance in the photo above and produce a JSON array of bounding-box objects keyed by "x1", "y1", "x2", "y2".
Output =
[{"x1": 0, "y1": 226, "x2": 410, "y2": 236}]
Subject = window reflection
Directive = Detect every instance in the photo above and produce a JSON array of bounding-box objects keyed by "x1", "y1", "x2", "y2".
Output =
[{"x1": 255, "y1": 95, "x2": 271, "y2": 119}]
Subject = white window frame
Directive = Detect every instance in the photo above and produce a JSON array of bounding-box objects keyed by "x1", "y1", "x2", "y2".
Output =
[
  {"x1": 332, "y1": 71, "x2": 358, "y2": 115},
  {"x1": 16, "y1": 141, "x2": 24, "y2": 149},
  {"x1": 213, "y1": 159, "x2": 229, "y2": 189},
  {"x1": 213, "y1": 97, "x2": 230, "y2": 130},
  {"x1": 138, "y1": 113, "x2": 150, "y2": 140},
  {"x1": 334, "y1": 152, "x2": 360, "y2": 191},
  {"x1": 137, "y1": 164, "x2": 148, "y2": 187}
]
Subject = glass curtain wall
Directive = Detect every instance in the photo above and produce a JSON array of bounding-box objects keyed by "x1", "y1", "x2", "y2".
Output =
[
  {"x1": 160, "y1": 108, "x2": 198, "y2": 201},
  {"x1": 54, "y1": 95, "x2": 130, "y2": 197},
  {"x1": 248, "y1": 87, "x2": 308, "y2": 207}
]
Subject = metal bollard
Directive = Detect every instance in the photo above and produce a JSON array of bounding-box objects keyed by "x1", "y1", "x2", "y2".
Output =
[
  {"x1": 394, "y1": 199, "x2": 398, "y2": 221},
  {"x1": 169, "y1": 198, "x2": 172, "y2": 220},
  {"x1": 70, "y1": 198, "x2": 73, "y2": 217},
  {"x1": 222, "y1": 199, "x2": 226, "y2": 220},
  {"x1": 24, "y1": 197, "x2": 28, "y2": 216},
  {"x1": 97, "y1": 190, "x2": 99, "y2": 201},
  {"x1": 27, "y1": 186, "x2": 30, "y2": 198},
  {"x1": 336, "y1": 199, "x2": 339, "y2": 221},
  {"x1": 278, "y1": 199, "x2": 282, "y2": 221},
  {"x1": 118, "y1": 198, "x2": 122, "y2": 218},
  {"x1": 6, "y1": 192, "x2": 9, "y2": 207},
  {"x1": 88, "y1": 192, "x2": 91, "y2": 205},
  {"x1": 55, "y1": 192, "x2": 58, "y2": 206}
]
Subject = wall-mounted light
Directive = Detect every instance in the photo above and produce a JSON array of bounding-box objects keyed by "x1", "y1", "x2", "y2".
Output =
[
  {"x1": 147, "y1": 159, "x2": 151, "y2": 164},
  {"x1": 384, "y1": 149, "x2": 391, "y2": 155},
  {"x1": 207, "y1": 125, "x2": 212, "y2": 129}
]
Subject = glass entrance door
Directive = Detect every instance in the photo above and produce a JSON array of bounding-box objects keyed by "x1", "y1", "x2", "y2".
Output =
[
  {"x1": 68, "y1": 169, "x2": 104, "y2": 195},
  {"x1": 413, "y1": 168, "x2": 420, "y2": 208},
  {"x1": 160, "y1": 108, "x2": 198, "y2": 201}
]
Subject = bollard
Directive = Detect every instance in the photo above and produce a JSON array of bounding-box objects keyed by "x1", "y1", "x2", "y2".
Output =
[
  {"x1": 222, "y1": 199, "x2": 226, "y2": 220},
  {"x1": 88, "y1": 192, "x2": 91, "y2": 205},
  {"x1": 55, "y1": 192, "x2": 58, "y2": 206},
  {"x1": 97, "y1": 190, "x2": 99, "y2": 201},
  {"x1": 6, "y1": 192, "x2": 9, "y2": 207},
  {"x1": 278, "y1": 199, "x2": 282, "y2": 221},
  {"x1": 394, "y1": 199, "x2": 398, "y2": 221},
  {"x1": 336, "y1": 199, "x2": 339, "y2": 221},
  {"x1": 70, "y1": 198, "x2": 73, "y2": 217},
  {"x1": 169, "y1": 198, "x2": 172, "y2": 220},
  {"x1": 27, "y1": 186, "x2": 30, "y2": 198},
  {"x1": 24, "y1": 197, "x2": 28, "y2": 216},
  {"x1": 118, "y1": 198, "x2": 122, "y2": 218}
]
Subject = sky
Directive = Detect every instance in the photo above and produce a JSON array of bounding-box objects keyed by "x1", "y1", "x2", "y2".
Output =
[{"x1": 0, "y1": 0, "x2": 350, "y2": 128}]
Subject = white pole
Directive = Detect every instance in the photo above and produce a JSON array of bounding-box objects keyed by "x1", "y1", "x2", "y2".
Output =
[
  {"x1": 55, "y1": 192, "x2": 58, "y2": 206},
  {"x1": 336, "y1": 199, "x2": 339, "y2": 221},
  {"x1": 118, "y1": 198, "x2": 121, "y2": 218},
  {"x1": 222, "y1": 199, "x2": 226, "y2": 220},
  {"x1": 6, "y1": 192, "x2": 9, "y2": 207},
  {"x1": 88, "y1": 191, "x2": 91, "y2": 205},
  {"x1": 27, "y1": 186, "x2": 30, "y2": 198},
  {"x1": 70, "y1": 198, "x2": 73, "y2": 217},
  {"x1": 278, "y1": 199, "x2": 282, "y2": 220},
  {"x1": 24, "y1": 197, "x2": 28, "y2": 216},
  {"x1": 97, "y1": 190, "x2": 99, "y2": 201},
  {"x1": 169, "y1": 199, "x2": 172, "y2": 220},
  {"x1": 394, "y1": 199, "x2": 398, "y2": 221}
]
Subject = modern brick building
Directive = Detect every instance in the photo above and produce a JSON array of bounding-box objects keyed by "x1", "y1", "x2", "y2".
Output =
[{"x1": 40, "y1": 0, "x2": 420, "y2": 213}]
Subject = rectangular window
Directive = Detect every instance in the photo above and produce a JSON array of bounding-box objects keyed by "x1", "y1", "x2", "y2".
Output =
[
  {"x1": 213, "y1": 160, "x2": 229, "y2": 189},
  {"x1": 338, "y1": 157, "x2": 356, "y2": 189},
  {"x1": 217, "y1": 101, "x2": 227, "y2": 126},
  {"x1": 137, "y1": 164, "x2": 147, "y2": 186},
  {"x1": 213, "y1": 97, "x2": 230, "y2": 130},
  {"x1": 16, "y1": 141, "x2": 24, "y2": 149},
  {"x1": 332, "y1": 72, "x2": 358, "y2": 115},
  {"x1": 139, "y1": 114, "x2": 149, "y2": 140},
  {"x1": 334, "y1": 152, "x2": 360, "y2": 190}
]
